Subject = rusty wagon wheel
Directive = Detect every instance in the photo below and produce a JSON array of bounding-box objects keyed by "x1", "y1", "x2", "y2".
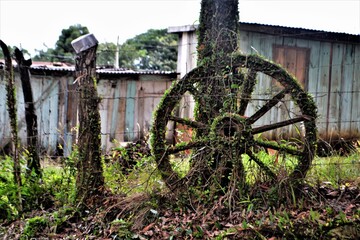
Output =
[{"x1": 151, "y1": 54, "x2": 317, "y2": 189}]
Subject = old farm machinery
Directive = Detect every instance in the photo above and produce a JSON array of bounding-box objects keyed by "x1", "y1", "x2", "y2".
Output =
[{"x1": 151, "y1": 54, "x2": 317, "y2": 190}]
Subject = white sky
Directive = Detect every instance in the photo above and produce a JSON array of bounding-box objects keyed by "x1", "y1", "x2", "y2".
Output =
[{"x1": 0, "y1": 0, "x2": 359, "y2": 57}]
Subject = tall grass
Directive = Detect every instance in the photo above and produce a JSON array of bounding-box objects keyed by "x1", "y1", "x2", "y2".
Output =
[{"x1": 306, "y1": 151, "x2": 360, "y2": 186}]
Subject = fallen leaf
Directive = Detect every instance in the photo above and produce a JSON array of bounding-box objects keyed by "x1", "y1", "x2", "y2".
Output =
[
  {"x1": 141, "y1": 222, "x2": 155, "y2": 233},
  {"x1": 344, "y1": 204, "x2": 355, "y2": 213},
  {"x1": 327, "y1": 190, "x2": 340, "y2": 197}
]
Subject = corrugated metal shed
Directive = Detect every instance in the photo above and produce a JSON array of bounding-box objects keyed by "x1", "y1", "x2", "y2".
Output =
[
  {"x1": 169, "y1": 22, "x2": 360, "y2": 144},
  {"x1": 0, "y1": 62, "x2": 177, "y2": 155}
]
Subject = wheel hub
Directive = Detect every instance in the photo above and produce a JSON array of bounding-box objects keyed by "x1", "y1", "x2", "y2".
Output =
[{"x1": 210, "y1": 113, "x2": 253, "y2": 145}]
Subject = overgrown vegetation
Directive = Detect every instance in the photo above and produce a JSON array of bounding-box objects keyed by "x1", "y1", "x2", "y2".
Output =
[
  {"x1": 1, "y1": 145, "x2": 359, "y2": 239},
  {"x1": 1, "y1": 1, "x2": 359, "y2": 239}
]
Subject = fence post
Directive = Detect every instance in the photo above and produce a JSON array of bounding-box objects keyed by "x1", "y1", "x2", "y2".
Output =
[
  {"x1": 0, "y1": 40, "x2": 22, "y2": 212},
  {"x1": 14, "y1": 48, "x2": 41, "y2": 177},
  {"x1": 71, "y1": 34, "x2": 104, "y2": 205}
]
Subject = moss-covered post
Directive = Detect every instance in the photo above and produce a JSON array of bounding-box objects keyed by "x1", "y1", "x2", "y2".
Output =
[
  {"x1": 195, "y1": 0, "x2": 245, "y2": 189},
  {"x1": 0, "y1": 40, "x2": 22, "y2": 212},
  {"x1": 14, "y1": 48, "x2": 41, "y2": 178},
  {"x1": 197, "y1": 0, "x2": 240, "y2": 124},
  {"x1": 71, "y1": 34, "x2": 104, "y2": 206}
]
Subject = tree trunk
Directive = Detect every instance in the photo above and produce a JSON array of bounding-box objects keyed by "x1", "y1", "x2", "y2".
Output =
[
  {"x1": 74, "y1": 45, "x2": 104, "y2": 206},
  {"x1": 197, "y1": 0, "x2": 239, "y2": 117},
  {"x1": 0, "y1": 40, "x2": 22, "y2": 212},
  {"x1": 14, "y1": 48, "x2": 41, "y2": 177},
  {"x1": 193, "y1": 0, "x2": 245, "y2": 189},
  {"x1": 198, "y1": 0, "x2": 239, "y2": 64}
]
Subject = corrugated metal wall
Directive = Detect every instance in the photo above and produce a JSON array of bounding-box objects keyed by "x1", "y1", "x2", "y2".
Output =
[
  {"x1": 174, "y1": 28, "x2": 360, "y2": 143},
  {"x1": 0, "y1": 71, "x2": 173, "y2": 155},
  {"x1": 0, "y1": 74, "x2": 61, "y2": 153},
  {"x1": 238, "y1": 30, "x2": 360, "y2": 142}
]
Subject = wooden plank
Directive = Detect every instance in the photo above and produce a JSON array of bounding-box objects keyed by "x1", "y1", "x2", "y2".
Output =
[
  {"x1": 65, "y1": 78, "x2": 79, "y2": 153},
  {"x1": 58, "y1": 76, "x2": 71, "y2": 157},
  {"x1": 271, "y1": 41, "x2": 286, "y2": 139},
  {"x1": 98, "y1": 80, "x2": 114, "y2": 151},
  {"x1": 260, "y1": 34, "x2": 277, "y2": 136},
  {"x1": 39, "y1": 77, "x2": 51, "y2": 149},
  {"x1": 307, "y1": 40, "x2": 320, "y2": 97},
  {"x1": 306, "y1": 40, "x2": 323, "y2": 137},
  {"x1": 125, "y1": 80, "x2": 137, "y2": 141},
  {"x1": 259, "y1": 32, "x2": 273, "y2": 59},
  {"x1": 285, "y1": 48, "x2": 297, "y2": 77},
  {"x1": 110, "y1": 81, "x2": 120, "y2": 141},
  {"x1": 273, "y1": 46, "x2": 285, "y2": 66},
  {"x1": 47, "y1": 78, "x2": 59, "y2": 152},
  {"x1": 57, "y1": 76, "x2": 67, "y2": 143},
  {"x1": 328, "y1": 43, "x2": 344, "y2": 139},
  {"x1": 117, "y1": 81, "x2": 127, "y2": 142},
  {"x1": 340, "y1": 44, "x2": 355, "y2": 137},
  {"x1": 248, "y1": 32, "x2": 262, "y2": 55},
  {"x1": 295, "y1": 49, "x2": 310, "y2": 89},
  {"x1": 248, "y1": 32, "x2": 265, "y2": 130},
  {"x1": 350, "y1": 44, "x2": 360, "y2": 138},
  {"x1": 138, "y1": 84, "x2": 145, "y2": 139},
  {"x1": 239, "y1": 30, "x2": 250, "y2": 54},
  {"x1": 317, "y1": 42, "x2": 332, "y2": 139}
]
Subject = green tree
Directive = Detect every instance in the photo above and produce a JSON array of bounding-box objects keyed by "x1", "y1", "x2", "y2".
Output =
[
  {"x1": 97, "y1": 42, "x2": 117, "y2": 67},
  {"x1": 53, "y1": 24, "x2": 89, "y2": 63},
  {"x1": 32, "y1": 48, "x2": 55, "y2": 62},
  {"x1": 119, "y1": 29, "x2": 178, "y2": 71}
]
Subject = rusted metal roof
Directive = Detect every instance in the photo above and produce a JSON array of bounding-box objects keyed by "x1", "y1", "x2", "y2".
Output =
[
  {"x1": 238, "y1": 22, "x2": 359, "y2": 43},
  {"x1": 1, "y1": 61, "x2": 177, "y2": 76},
  {"x1": 96, "y1": 68, "x2": 175, "y2": 75},
  {"x1": 169, "y1": 22, "x2": 360, "y2": 44}
]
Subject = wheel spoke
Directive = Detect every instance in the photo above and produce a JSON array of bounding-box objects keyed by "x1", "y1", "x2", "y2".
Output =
[
  {"x1": 246, "y1": 150, "x2": 276, "y2": 180},
  {"x1": 246, "y1": 88, "x2": 290, "y2": 124},
  {"x1": 255, "y1": 139, "x2": 303, "y2": 156},
  {"x1": 166, "y1": 140, "x2": 207, "y2": 155},
  {"x1": 168, "y1": 116, "x2": 206, "y2": 129},
  {"x1": 238, "y1": 69, "x2": 257, "y2": 116},
  {"x1": 252, "y1": 115, "x2": 311, "y2": 134}
]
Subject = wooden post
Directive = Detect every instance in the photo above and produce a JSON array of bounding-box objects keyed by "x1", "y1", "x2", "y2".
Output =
[
  {"x1": 0, "y1": 40, "x2": 22, "y2": 212},
  {"x1": 72, "y1": 34, "x2": 104, "y2": 205},
  {"x1": 14, "y1": 48, "x2": 41, "y2": 177}
]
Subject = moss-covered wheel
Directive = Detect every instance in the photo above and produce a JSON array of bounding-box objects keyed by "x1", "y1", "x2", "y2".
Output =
[{"x1": 151, "y1": 54, "x2": 317, "y2": 190}]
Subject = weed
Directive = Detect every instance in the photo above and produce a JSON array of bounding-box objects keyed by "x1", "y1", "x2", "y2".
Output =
[
  {"x1": 109, "y1": 218, "x2": 134, "y2": 239},
  {"x1": 21, "y1": 216, "x2": 48, "y2": 239}
]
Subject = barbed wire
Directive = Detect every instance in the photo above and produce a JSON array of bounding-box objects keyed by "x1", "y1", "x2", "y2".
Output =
[{"x1": 4, "y1": 87, "x2": 358, "y2": 105}]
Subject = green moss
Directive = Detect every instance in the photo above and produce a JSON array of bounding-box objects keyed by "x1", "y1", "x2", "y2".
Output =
[{"x1": 22, "y1": 216, "x2": 48, "y2": 239}]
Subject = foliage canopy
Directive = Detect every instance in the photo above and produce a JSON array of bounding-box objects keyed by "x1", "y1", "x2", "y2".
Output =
[
  {"x1": 33, "y1": 24, "x2": 89, "y2": 63},
  {"x1": 118, "y1": 29, "x2": 178, "y2": 71},
  {"x1": 32, "y1": 26, "x2": 177, "y2": 70}
]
